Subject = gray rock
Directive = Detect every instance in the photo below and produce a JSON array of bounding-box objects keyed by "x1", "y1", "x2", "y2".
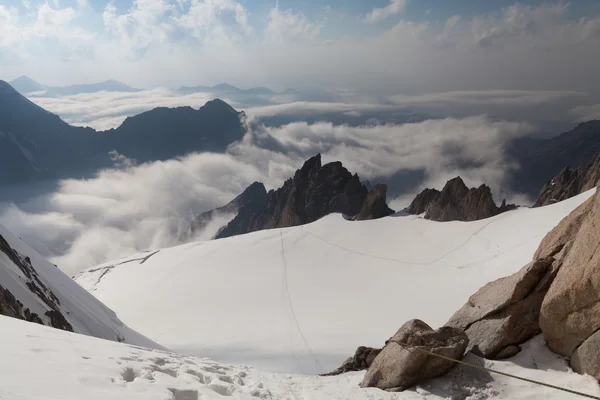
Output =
[
  {"x1": 321, "y1": 346, "x2": 381, "y2": 376},
  {"x1": 360, "y1": 319, "x2": 468, "y2": 392},
  {"x1": 571, "y1": 330, "x2": 600, "y2": 380},
  {"x1": 446, "y1": 258, "x2": 555, "y2": 359},
  {"x1": 355, "y1": 184, "x2": 395, "y2": 221},
  {"x1": 534, "y1": 154, "x2": 600, "y2": 207},
  {"x1": 407, "y1": 177, "x2": 516, "y2": 222}
]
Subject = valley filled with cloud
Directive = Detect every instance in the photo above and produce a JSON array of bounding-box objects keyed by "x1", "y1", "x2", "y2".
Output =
[{"x1": 1, "y1": 0, "x2": 599, "y2": 275}]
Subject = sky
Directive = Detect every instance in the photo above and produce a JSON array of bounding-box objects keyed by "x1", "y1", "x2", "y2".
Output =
[{"x1": 0, "y1": 0, "x2": 599, "y2": 95}]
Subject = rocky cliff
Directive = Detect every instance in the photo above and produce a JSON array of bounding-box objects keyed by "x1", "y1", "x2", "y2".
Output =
[
  {"x1": 407, "y1": 177, "x2": 516, "y2": 222},
  {"x1": 196, "y1": 154, "x2": 394, "y2": 239},
  {"x1": 534, "y1": 154, "x2": 600, "y2": 207}
]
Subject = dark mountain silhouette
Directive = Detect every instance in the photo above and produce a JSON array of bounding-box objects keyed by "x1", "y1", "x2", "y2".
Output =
[
  {"x1": 0, "y1": 80, "x2": 246, "y2": 186},
  {"x1": 9, "y1": 76, "x2": 140, "y2": 97},
  {"x1": 507, "y1": 120, "x2": 600, "y2": 199},
  {"x1": 101, "y1": 99, "x2": 246, "y2": 162}
]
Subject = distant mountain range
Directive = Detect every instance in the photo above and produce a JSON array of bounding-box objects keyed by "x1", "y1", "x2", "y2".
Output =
[
  {"x1": 0, "y1": 80, "x2": 246, "y2": 185},
  {"x1": 2, "y1": 78, "x2": 600, "y2": 202},
  {"x1": 9, "y1": 75, "x2": 283, "y2": 99},
  {"x1": 177, "y1": 83, "x2": 276, "y2": 96},
  {"x1": 9, "y1": 76, "x2": 141, "y2": 97}
]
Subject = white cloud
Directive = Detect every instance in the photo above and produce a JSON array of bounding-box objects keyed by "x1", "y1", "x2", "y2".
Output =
[
  {"x1": 365, "y1": 0, "x2": 407, "y2": 24},
  {"x1": 265, "y1": 4, "x2": 321, "y2": 44},
  {"x1": 0, "y1": 115, "x2": 533, "y2": 275},
  {"x1": 3, "y1": 2, "x2": 600, "y2": 110},
  {"x1": 29, "y1": 88, "x2": 220, "y2": 130},
  {"x1": 389, "y1": 90, "x2": 587, "y2": 107},
  {"x1": 570, "y1": 104, "x2": 600, "y2": 122},
  {"x1": 176, "y1": 0, "x2": 252, "y2": 45},
  {"x1": 102, "y1": 0, "x2": 175, "y2": 55},
  {"x1": 34, "y1": 3, "x2": 76, "y2": 36}
]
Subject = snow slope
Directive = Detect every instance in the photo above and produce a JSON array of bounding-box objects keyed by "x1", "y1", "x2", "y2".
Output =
[
  {"x1": 0, "y1": 223, "x2": 160, "y2": 349},
  {"x1": 75, "y1": 189, "x2": 595, "y2": 375},
  {"x1": 3, "y1": 314, "x2": 599, "y2": 400}
]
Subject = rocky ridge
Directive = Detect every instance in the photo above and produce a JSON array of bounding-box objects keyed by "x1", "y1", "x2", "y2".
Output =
[
  {"x1": 534, "y1": 154, "x2": 600, "y2": 207},
  {"x1": 407, "y1": 177, "x2": 516, "y2": 221},
  {"x1": 196, "y1": 154, "x2": 395, "y2": 239}
]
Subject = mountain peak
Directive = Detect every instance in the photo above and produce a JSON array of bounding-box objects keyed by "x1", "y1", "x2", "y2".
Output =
[
  {"x1": 9, "y1": 76, "x2": 47, "y2": 94},
  {"x1": 212, "y1": 83, "x2": 240, "y2": 92},
  {"x1": 200, "y1": 98, "x2": 240, "y2": 115}
]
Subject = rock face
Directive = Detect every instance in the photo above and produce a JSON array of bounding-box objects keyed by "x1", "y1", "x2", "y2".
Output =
[
  {"x1": 537, "y1": 189, "x2": 600, "y2": 379},
  {"x1": 508, "y1": 120, "x2": 600, "y2": 199},
  {"x1": 203, "y1": 154, "x2": 394, "y2": 239},
  {"x1": 0, "y1": 234, "x2": 73, "y2": 331},
  {"x1": 407, "y1": 177, "x2": 516, "y2": 222},
  {"x1": 189, "y1": 182, "x2": 268, "y2": 238},
  {"x1": 360, "y1": 319, "x2": 468, "y2": 392},
  {"x1": 0, "y1": 223, "x2": 160, "y2": 348},
  {"x1": 446, "y1": 257, "x2": 557, "y2": 359},
  {"x1": 355, "y1": 184, "x2": 395, "y2": 221},
  {"x1": 321, "y1": 346, "x2": 382, "y2": 376},
  {"x1": 534, "y1": 154, "x2": 600, "y2": 207}
]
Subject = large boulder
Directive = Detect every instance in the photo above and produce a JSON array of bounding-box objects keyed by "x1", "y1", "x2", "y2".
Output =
[
  {"x1": 446, "y1": 257, "x2": 556, "y2": 359},
  {"x1": 355, "y1": 184, "x2": 395, "y2": 221},
  {"x1": 360, "y1": 319, "x2": 468, "y2": 392},
  {"x1": 538, "y1": 189, "x2": 600, "y2": 380},
  {"x1": 321, "y1": 346, "x2": 381, "y2": 376},
  {"x1": 534, "y1": 154, "x2": 600, "y2": 207},
  {"x1": 407, "y1": 177, "x2": 516, "y2": 222}
]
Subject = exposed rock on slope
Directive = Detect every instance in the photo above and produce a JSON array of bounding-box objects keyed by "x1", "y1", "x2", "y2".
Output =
[
  {"x1": 189, "y1": 182, "x2": 268, "y2": 238},
  {"x1": 407, "y1": 177, "x2": 515, "y2": 221},
  {"x1": 203, "y1": 154, "x2": 394, "y2": 239},
  {"x1": 355, "y1": 184, "x2": 395, "y2": 221},
  {"x1": 321, "y1": 346, "x2": 381, "y2": 376},
  {"x1": 446, "y1": 257, "x2": 557, "y2": 359},
  {"x1": 0, "y1": 223, "x2": 160, "y2": 349},
  {"x1": 536, "y1": 189, "x2": 600, "y2": 380},
  {"x1": 360, "y1": 319, "x2": 469, "y2": 391},
  {"x1": 534, "y1": 154, "x2": 600, "y2": 207},
  {"x1": 508, "y1": 120, "x2": 600, "y2": 198}
]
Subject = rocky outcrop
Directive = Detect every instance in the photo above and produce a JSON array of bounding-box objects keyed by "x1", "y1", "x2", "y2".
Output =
[
  {"x1": 202, "y1": 154, "x2": 394, "y2": 239},
  {"x1": 321, "y1": 346, "x2": 381, "y2": 376},
  {"x1": 189, "y1": 182, "x2": 268, "y2": 238},
  {"x1": 407, "y1": 177, "x2": 516, "y2": 222},
  {"x1": 446, "y1": 257, "x2": 557, "y2": 359},
  {"x1": 0, "y1": 234, "x2": 73, "y2": 332},
  {"x1": 534, "y1": 154, "x2": 600, "y2": 207},
  {"x1": 360, "y1": 319, "x2": 468, "y2": 392},
  {"x1": 537, "y1": 189, "x2": 600, "y2": 380},
  {"x1": 355, "y1": 184, "x2": 395, "y2": 221}
]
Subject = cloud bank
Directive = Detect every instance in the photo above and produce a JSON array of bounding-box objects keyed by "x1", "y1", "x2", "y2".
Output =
[
  {"x1": 1, "y1": 2, "x2": 599, "y2": 98},
  {"x1": 0, "y1": 115, "x2": 533, "y2": 275}
]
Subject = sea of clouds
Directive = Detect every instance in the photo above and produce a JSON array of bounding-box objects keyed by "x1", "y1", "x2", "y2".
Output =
[{"x1": 0, "y1": 88, "x2": 581, "y2": 275}]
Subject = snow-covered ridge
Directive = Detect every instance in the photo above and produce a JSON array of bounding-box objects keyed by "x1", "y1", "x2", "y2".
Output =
[
  {"x1": 75, "y1": 188, "x2": 597, "y2": 375},
  {"x1": 0, "y1": 223, "x2": 160, "y2": 349}
]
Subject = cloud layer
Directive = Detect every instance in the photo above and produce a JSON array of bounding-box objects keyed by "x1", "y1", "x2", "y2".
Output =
[
  {"x1": 0, "y1": 115, "x2": 534, "y2": 275},
  {"x1": 1, "y1": 2, "x2": 599, "y2": 98}
]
